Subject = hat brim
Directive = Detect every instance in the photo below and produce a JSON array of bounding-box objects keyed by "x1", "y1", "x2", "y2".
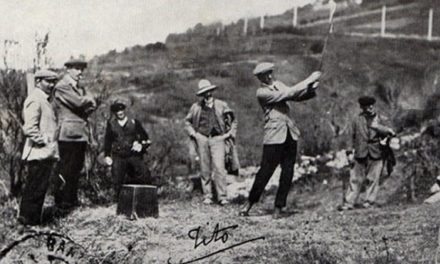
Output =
[
  {"x1": 111, "y1": 103, "x2": 126, "y2": 112},
  {"x1": 35, "y1": 76, "x2": 58, "y2": 81},
  {"x1": 253, "y1": 68, "x2": 273, "y2": 76},
  {"x1": 65, "y1": 62, "x2": 87, "y2": 68},
  {"x1": 196, "y1": 85, "x2": 217, "y2": 96}
]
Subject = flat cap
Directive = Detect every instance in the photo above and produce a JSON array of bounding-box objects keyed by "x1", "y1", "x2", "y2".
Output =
[
  {"x1": 34, "y1": 69, "x2": 58, "y2": 80},
  {"x1": 110, "y1": 98, "x2": 128, "y2": 112},
  {"x1": 64, "y1": 58, "x2": 87, "y2": 68},
  {"x1": 253, "y1": 62, "x2": 274, "y2": 76},
  {"x1": 358, "y1": 96, "x2": 376, "y2": 106}
]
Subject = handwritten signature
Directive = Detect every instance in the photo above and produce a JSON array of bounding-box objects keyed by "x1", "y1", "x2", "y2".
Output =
[{"x1": 168, "y1": 222, "x2": 265, "y2": 264}]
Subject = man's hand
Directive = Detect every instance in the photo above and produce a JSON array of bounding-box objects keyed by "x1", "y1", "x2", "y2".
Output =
[
  {"x1": 346, "y1": 150, "x2": 354, "y2": 164},
  {"x1": 191, "y1": 133, "x2": 202, "y2": 140},
  {"x1": 142, "y1": 140, "x2": 152, "y2": 150},
  {"x1": 104, "y1": 156, "x2": 113, "y2": 166},
  {"x1": 388, "y1": 128, "x2": 396, "y2": 137},
  {"x1": 222, "y1": 132, "x2": 232, "y2": 140},
  {"x1": 306, "y1": 71, "x2": 322, "y2": 85},
  {"x1": 131, "y1": 141, "x2": 143, "y2": 152},
  {"x1": 310, "y1": 81, "x2": 320, "y2": 90}
]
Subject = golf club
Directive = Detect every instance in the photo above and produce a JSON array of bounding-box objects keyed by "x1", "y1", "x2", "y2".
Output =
[{"x1": 312, "y1": 1, "x2": 337, "y2": 89}]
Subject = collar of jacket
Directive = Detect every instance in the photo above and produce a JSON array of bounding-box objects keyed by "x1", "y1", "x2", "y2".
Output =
[
  {"x1": 33, "y1": 87, "x2": 50, "y2": 100},
  {"x1": 194, "y1": 99, "x2": 226, "y2": 133},
  {"x1": 262, "y1": 80, "x2": 284, "y2": 91},
  {"x1": 262, "y1": 81, "x2": 275, "y2": 89},
  {"x1": 360, "y1": 111, "x2": 377, "y2": 118},
  {"x1": 199, "y1": 98, "x2": 216, "y2": 108},
  {"x1": 63, "y1": 73, "x2": 79, "y2": 87}
]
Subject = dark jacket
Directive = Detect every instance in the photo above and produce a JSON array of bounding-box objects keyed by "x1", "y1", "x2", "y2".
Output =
[
  {"x1": 184, "y1": 99, "x2": 237, "y2": 139},
  {"x1": 352, "y1": 112, "x2": 393, "y2": 160},
  {"x1": 104, "y1": 117, "x2": 149, "y2": 157},
  {"x1": 54, "y1": 74, "x2": 96, "y2": 142}
]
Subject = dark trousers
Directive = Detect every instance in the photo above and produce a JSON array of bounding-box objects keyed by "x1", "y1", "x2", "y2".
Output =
[
  {"x1": 19, "y1": 159, "x2": 55, "y2": 225},
  {"x1": 112, "y1": 155, "x2": 152, "y2": 200},
  {"x1": 54, "y1": 141, "x2": 87, "y2": 209},
  {"x1": 248, "y1": 133, "x2": 297, "y2": 208}
]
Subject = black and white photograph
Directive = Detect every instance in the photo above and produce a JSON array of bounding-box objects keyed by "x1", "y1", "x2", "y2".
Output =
[{"x1": 0, "y1": 0, "x2": 439, "y2": 263}]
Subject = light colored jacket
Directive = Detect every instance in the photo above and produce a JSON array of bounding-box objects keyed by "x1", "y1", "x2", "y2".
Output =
[
  {"x1": 352, "y1": 112, "x2": 393, "y2": 160},
  {"x1": 22, "y1": 88, "x2": 59, "y2": 161},
  {"x1": 184, "y1": 99, "x2": 237, "y2": 138},
  {"x1": 257, "y1": 80, "x2": 316, "y2": 145},
  {"x1": 54, "y1": 74, "x2": 96, "y2": 142}
]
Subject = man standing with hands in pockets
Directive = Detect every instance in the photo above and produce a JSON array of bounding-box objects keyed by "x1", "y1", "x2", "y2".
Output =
[
  {"x1": 19, "y1": 70, "x2": 59, "y2": 226},
  {"x1": 185, "y1": 79, "x2": 237, "y2": 206},
  {"x1": 240, "y1": 63, "x2": 321, "y2": 219}
]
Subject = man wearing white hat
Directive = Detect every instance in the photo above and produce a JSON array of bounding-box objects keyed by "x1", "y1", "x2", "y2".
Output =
[
  {"x1": 19, "y1": 70, "x2": 59, "y2": 225},
  {"x1": 240, "y1": 62, "x2": 321, "y2": 219},
  {"x1": 185, "y1": 79, "x2": 237, "y2": 205}
]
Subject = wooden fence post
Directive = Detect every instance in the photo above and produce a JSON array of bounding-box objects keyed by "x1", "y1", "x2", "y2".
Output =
[
  {"x1": 428, "y1": 8, "x2": 433, "y2": 41},
  {"x1": 243, "y1": 17, "x2": 248, "y2": 36},
  {"x1": 260, "y1": 15, "x2": 265, "y2": 30},
  {"x1": 293, "y1": 5, "x2": 298, "y2": 27},
  {"x1": 381, "y1": 5, "x2": 387, "y2": 37}
]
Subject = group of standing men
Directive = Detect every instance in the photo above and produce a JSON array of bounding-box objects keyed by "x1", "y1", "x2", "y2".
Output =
[
  {"x1": 19, "y1": 58, "x2": 396, "y2": 225},
  {"x1": 19, "y1": 59, "x2": 152, "y2": 226},
  {"x1": 185, "y1": 62, "x2": 395, "y2": 219},
  {"x1": 20, "y1": 59, "x2": 95, "y2": 226},
  {"x1": 185, "y1": 63, "x2": 322, "y2": 218}
]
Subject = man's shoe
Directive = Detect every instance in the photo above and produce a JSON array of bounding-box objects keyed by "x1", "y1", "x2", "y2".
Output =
[
  {"x1": 362, "y1": 201, "x2": 378, "y2": 209},
  {"x1": 238, "y1": 202, "x2": 253, "y2": 217},
  {"x1": 219, "y1": 200, "x2": 230, "y2": 206},
  {"x1": 337, "y1": 204, "x2": 354, "y2": 211},
  {"x1": 203, "y1": 198, "x2": 213, "y2": 205},
  {"x1": 238, "y1": 211, "x2": 249, "y2": 217},
  {"x1": 272, "y1": 207, "x2": 284, "y2": 219}
]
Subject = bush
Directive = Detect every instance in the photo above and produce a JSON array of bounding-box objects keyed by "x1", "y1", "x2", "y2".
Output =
[
  {"x1": 0, "y1": 70, "x2": 27, "y2": 197},
  {"x1": 262, "y1": 26, "x2": 306, "y2": 35},
  {"x1": 310, "y1": 41, "x2": 324, "y2": 54}
]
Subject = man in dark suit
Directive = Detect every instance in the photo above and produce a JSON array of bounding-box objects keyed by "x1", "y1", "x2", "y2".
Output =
[
  {"x1": 53, "y1": 59, "x2": 97, "y2": 211},
  {"x1": 239, "y1": 62, "x2": 321, "y2": 218},
  {"x1": 103, "y1": 99, "x2": 152, "y2": 201},
  {"x1": 339, "y1": 96, "x2": 395, "y2": 210}
]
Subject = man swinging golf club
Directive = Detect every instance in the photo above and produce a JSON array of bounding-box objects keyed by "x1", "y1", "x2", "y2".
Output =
[{"x1": 239, "y1": 63, "x2": 321, "y2": 219}]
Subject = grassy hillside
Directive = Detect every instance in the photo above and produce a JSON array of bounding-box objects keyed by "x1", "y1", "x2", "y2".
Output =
[
  {"x1": 82, "y1": 0, "x2": 440, "y2": 201},
  {"x1": 90, "y1": 33, "x2": 440, "y2": 164}
]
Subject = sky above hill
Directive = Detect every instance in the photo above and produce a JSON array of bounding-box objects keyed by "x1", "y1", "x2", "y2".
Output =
[{"x1": 0, "y1": 0, "x2": 313, "y2": 69}]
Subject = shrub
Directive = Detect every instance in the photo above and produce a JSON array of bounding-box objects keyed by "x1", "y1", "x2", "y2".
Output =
[
  {"x1": 310, "y1": 41, "x2": 324, "y2": 54},
  {"x1": 0, "y1": 70, "x2": 27, "y2": 197}
]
